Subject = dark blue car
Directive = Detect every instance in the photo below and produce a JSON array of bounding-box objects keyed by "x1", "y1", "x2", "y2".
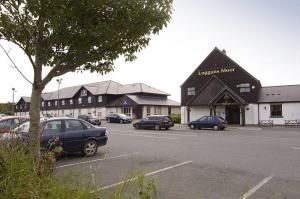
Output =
[
  {"x1": 106, "y1": 113, "x2": 132, "y2": 124},
  {"x1": 22, "y1": 118, "x2": 108, "y2": 157},
  {"x1": 188, "y1": 116, "x2": 226, "y2": 131}
]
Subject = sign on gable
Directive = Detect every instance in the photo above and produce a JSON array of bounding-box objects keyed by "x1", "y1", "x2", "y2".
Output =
[{"x1": 198, "y1": 67, "x2": 236, "y2": 76}]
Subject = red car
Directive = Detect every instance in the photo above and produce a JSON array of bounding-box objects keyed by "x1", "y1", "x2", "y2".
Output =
[{"x1": 0, "y1": 116, "x2": 29, "y2": 134}]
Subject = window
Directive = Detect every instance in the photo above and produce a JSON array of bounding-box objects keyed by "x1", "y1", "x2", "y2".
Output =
[
  {"x1": 48, "y1": 102, "x2": 51, "y2": 106},
  {"x1": 65, "y1": 120, "x2": 83, "y2": 131},
  {"x1": 0, "y1": 120, "x2": 11, "y2": 129},
  {"x1": 187, "y1": 87, "x2": 195, "y2": 95},
  {"x1": 270, "y1": 104, "x2": 282, "y2": 117},
  {"x1": 238, "y1": 83, "x2": 251, "y2": 93},
  {"x1": 88, "y1": 96, "x2": 92, "y2": 103},
  {"x1": 146, "y1": 106, "x2": 151, "y2": 116},
  {"x1": 199, "y1": 116, "x2": 208, "y2": 122},
  {"x1": 240, "y1": 87, "x2": 250, "y2": 93},
  {"x1": 41, "y1": 102, "x2": 44, "y2": 107},
  {"x1": 62, "y1": 100, "x2": 65, "y2": 105},
  {"x1": 70, "y1": 99, "x2": 73, "y2": 105},
  {"x1": 154, "y1": 106, "x2": 161, "y2": 115},
  {"x1": 122, "y1": 107, "x2": 131, "y2": 117},
  {"x1": 78, "y1": 97, "x2": 82, "y2": 104},
  {"x1": 98, "y1": 96, "x2": 102, "y2": 103},
  {"x1": 43, "y1": 120, "x2": 62, "y2": 134},
  {"x1": 55, "y1": 100, "x2": 58, "y2": 106}
]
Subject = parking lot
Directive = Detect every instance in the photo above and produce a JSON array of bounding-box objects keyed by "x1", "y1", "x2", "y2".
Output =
[{"x1": 55, "y1": 122, "x2": 300, "y2": 199}]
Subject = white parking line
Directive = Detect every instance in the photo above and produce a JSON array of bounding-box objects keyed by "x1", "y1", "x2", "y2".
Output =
[
  {"x1": 291, "y1": 147, "x2": 300, "y2": 150},
  {"x1": 55, "y1": 152, "x2": 139, "y2": 169},
  {"x1": 94, "y1": 160, "x2": 192, "y2": 192},
  {"x1": 239, "y1": 175, "x2": 273, "y2": 199},
  {"x1": 116, "y1": 130, "x2": 198, "y2": 137},
  {"x1": 110, "y1": 132, "x2": 180, "y2": 140}
]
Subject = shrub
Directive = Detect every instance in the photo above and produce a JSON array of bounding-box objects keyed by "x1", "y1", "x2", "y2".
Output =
[
  {"x1": 170, "y1": 114, "x2": 181, "y2": 124},
  {"x1": 0, "y1": 140, "x2": 160, "y2": 199},
  {"x1": 0, "y1": 140, "x2": 97, "y2": 199}
]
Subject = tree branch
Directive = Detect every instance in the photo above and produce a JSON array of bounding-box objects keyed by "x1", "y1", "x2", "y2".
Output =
[{"x1": 0, "y1": 43, "x2": 33, "y2": 85}]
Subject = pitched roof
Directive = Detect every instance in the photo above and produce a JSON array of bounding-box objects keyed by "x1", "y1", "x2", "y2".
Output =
[
  {"x1": 117, "y1": 83, "x2": 170, "y2": 95},
  {"x1": 181, "y1": 47, "x2": 261, "y2": 87},
  {"x1": 19, "y1": 80, "x2": 170, "y2": 102},
  {"x1": 108, "y1": 94, "x2": 180, "y2": 107},
  {"x1": 21, "y1": 97, "x2": 31, "y2": 103},
  {"x1": 126, "y1": 95, "x2": 179, "y2": 106},
  {"x1": 258, "y1": 85, "x2": 300, "y2": 103}
]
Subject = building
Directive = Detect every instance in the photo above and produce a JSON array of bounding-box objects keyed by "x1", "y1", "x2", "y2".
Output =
[
  {"x1": 181, "y1": 47, "x2": 300, "y2": 125},
  {"x1": 15, "y1": 80, "x2": 180, "y2": 119}
]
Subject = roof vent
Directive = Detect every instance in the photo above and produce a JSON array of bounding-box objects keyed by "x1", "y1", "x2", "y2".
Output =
[{"x1": 222, "y1": 49, "x2": 226, "y2": 54}]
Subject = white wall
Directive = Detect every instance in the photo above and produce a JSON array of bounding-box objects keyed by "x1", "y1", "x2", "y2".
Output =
[
  {"x1": 245, "y1": 104, "x2": 258, "y2": 125},
  {"x1": 259, "y1": 103, "x2": 300, "y2": 125},
  {"x1": 181, "y1": 106, "x2": 187, "y2": 124},
  {"x1": 96, "y1": 107, "x2": 107, "y2": 120},
  {"x1": 190, "y1": 106, "x2": 210, "y2": 121},
  {"x1": 215, "y1": 106, "x2": 225, "y2": 119}
]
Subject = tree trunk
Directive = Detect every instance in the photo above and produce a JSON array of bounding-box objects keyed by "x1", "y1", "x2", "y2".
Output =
[{"x1": 29, "y1": 87, "x2": 43, "y2": 164}]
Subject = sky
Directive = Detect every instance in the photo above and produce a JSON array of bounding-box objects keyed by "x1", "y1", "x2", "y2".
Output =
[{"x1": 1, "y1": 0, "x2": 300, "y2": 103}]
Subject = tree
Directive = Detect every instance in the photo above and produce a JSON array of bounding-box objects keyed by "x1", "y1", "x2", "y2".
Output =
[{"x1": 0, "y1": 0, "x2": 173, "y2": 163}]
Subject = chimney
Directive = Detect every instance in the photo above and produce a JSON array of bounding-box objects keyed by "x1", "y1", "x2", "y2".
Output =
[{"x1": 222, "y1": 49, "x2": 226, "y2": 54}]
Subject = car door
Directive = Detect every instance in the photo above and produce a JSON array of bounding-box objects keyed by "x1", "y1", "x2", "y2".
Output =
[
  {"x1": 41, "y1": 120, "x2": 63, "y2": 151},
  {"x1": 140, "y1": 117, "x2": 150, "y2": 128},
  {"x1": 198, "y1": 116, "x2": 208, "y2": 128},
  {"x1": 207, "y1": 117, "x2": 215, "y2": 128},
  {"x1": 60, "y1": 119, "x2": 86, "y2": 152}
]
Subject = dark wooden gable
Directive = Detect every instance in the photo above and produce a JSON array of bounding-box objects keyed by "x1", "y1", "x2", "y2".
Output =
[
  {"x1": 188, "y1": 76, "x2": 225, "y2": 106},
  {"x1": 181, "y1": 47, "x2": 261, "y2": 106},
  {"x1": 107, "y1": 95, "x2": 137, "y2": 107}
]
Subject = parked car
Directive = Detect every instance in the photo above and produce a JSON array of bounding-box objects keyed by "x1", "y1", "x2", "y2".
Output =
[
  {"x1": 78, "y1": 115, "x2": 101, "y2": 126},
  {"x1": 0, "y1": 116, "x2": 29, "y2": 134},
  {"x1": 106, "y1": 113, "x2": 132, "y2": 124},
  {"x1": 188, "y1": 116, "x2": 227, "y2": 131},
  {"x1": 21, "y1": 118, "x2": 108, "y2": 157},
  {"x1": 133, "y1": 115, "x2": 174, "y2": 130}
]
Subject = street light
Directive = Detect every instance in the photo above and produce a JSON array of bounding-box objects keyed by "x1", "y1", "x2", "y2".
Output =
[
  {"x1": 56, "y1": 78, "x2": 62, "y2": 117},
  {"x1": 12, "y1": 88, "x2": 17, "y2": 115}
]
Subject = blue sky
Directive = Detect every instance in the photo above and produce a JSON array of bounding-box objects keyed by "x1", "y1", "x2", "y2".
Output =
[{"x1": 1, "y1": 0, "x2": 300, "y2": 103}]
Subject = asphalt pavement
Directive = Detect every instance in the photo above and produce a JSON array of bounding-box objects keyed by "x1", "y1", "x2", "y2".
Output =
[{"x1": 55, "y1": 122, "x2": 300, "y2": 199}]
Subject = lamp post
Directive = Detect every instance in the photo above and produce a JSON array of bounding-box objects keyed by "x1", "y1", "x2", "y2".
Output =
[
  {"x1": 56, "y1": 78, "x2": 62, "y2": 117},
  {"x1": 12, "y1": 88, "x2": 16, "y2": 115}
]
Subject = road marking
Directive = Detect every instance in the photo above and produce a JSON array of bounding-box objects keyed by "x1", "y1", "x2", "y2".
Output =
[
  {"x1": 94, "y1": 160, "x2": 192, "y2": 192},
  {"x1": 291, "y1": 147, "x2": 300, "y2": 150},
  {"x1": 110, "y1": 132, "x2": 180, "y2": 140},
  {"x1": 55, "y1": 152, "x2": 139, "y2": 169},
  {"x1": 239, "y1": 175, "x2": 273, "y2": 199},
  {"x1": 128, "y1": 131, "x2": 198, "y2": 137}
]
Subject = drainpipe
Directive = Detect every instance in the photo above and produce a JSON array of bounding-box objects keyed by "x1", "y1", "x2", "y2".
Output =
[{"x1": 186, "y1": 106, "x2": 191, "y2": 123}]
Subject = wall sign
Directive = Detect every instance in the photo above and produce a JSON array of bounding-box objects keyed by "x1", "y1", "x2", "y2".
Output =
[
  {"x1": 198, "y1": 67, "x2": 236, "y2": 76},
  {"x1": 80, "y1": 89, "x2": 87, "y2": 97}
]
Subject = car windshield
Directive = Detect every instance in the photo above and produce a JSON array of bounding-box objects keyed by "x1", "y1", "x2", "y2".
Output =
[
  {"x1": 15, "y1": 121, "x2": 30, "y2": 133},
  {"x1": 118, "y1": 114, "x2": 128, "y2": 118}
]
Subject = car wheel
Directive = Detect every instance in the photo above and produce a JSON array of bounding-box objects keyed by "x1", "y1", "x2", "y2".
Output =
[
  {"x1": 120, "y1": 120, "x2": 123, "y2": 124},
  {"x1": 190, "y1": 124, "x2": 196, "y2": 130},
  {"x1": 82, "y1": 140, "x2": 98, "y2": 157},
  {"x1": 213, "y1": 125, "x2": 219, "y2": 131},
  {"x1": 134, "y1": 124, "x2": 140, "y2": 129},
  {"x1": 165, "y1": 127, "x2": 169, "y2": 130},
  {"x1": 154, "y1": 124, "x2": 161, "y2": 131}
]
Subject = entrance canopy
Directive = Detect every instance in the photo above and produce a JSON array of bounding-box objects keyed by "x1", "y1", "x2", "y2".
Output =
[{"x1": 187, "y1": 76, "x2": 246, "y2": 106}]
